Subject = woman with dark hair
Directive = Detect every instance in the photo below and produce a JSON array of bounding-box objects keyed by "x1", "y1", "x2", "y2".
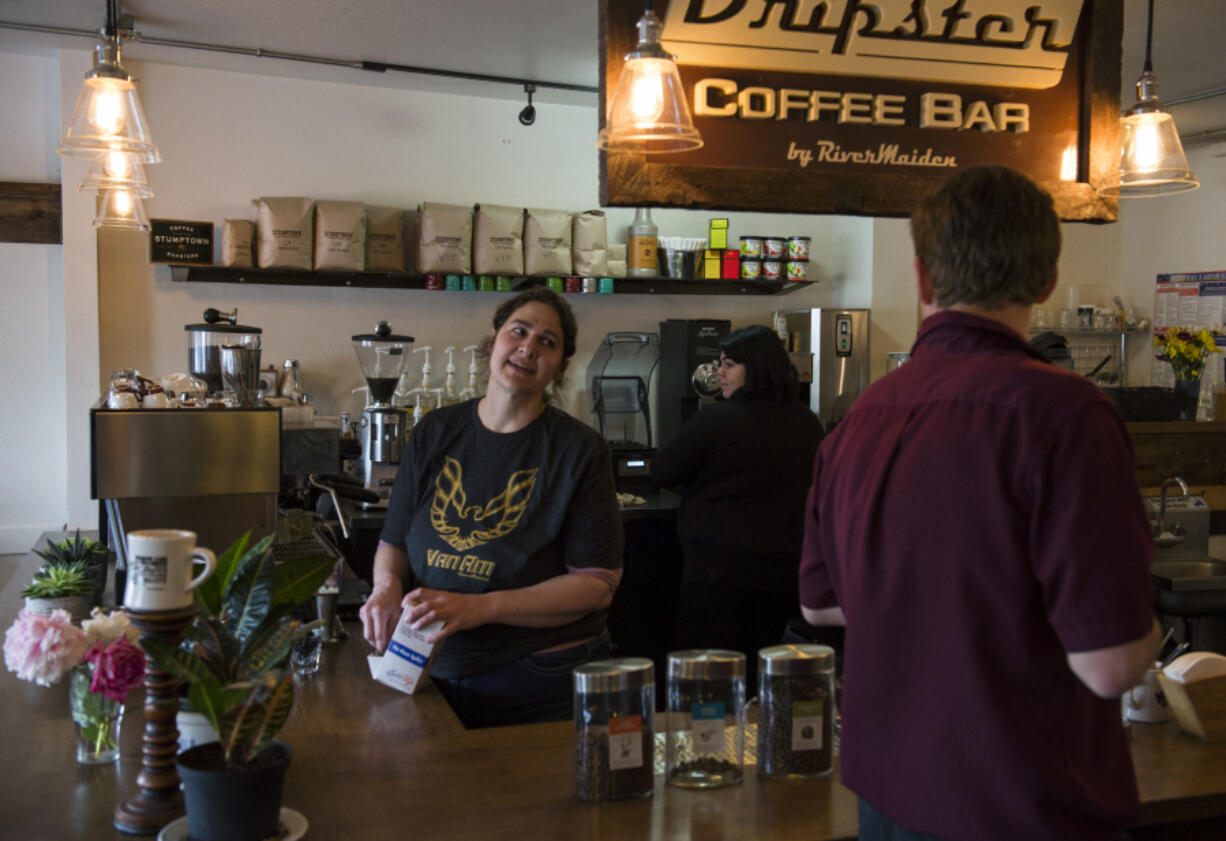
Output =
[
  {"x1": 650, "y1": 324, "x2": 823, "y2": 688},
  {"x1": 360, "y1": 287, "x2": 623, "y2": 728}
]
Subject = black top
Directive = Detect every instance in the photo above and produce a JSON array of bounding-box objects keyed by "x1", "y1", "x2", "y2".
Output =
[
  {"x1": 380, "y1": 400, "x2": 623, "y2": 679},
  {"x1": 650, "y1": 394, "x2": 824, "y2": 591}
]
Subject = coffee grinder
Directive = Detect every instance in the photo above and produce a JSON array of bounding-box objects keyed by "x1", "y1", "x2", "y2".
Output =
[{"x1": 352, "y1": 322, "x2": 414, "y2": 507}]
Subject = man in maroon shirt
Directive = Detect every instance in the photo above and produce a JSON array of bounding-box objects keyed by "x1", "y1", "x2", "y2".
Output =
[{"x1": 799, "y1": 166, "x2": 1161, "y2": 841}]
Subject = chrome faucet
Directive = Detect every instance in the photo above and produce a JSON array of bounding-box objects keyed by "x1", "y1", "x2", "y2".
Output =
[{"x1": 1154, "y1": 476, "x2": 1190, "y2": 546}]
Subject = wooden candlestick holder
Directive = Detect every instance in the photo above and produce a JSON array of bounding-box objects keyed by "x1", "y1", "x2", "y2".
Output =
[{"x1": 113, "y1": 606, "x2": 198, "y2": 836}]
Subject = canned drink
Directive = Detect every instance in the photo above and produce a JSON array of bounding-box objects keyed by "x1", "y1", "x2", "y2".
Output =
[
  {"x1": 785, "y1": 261, "x2": 809, "y2": 281},
  {"x1": 740, "y1": 259, "x2": 762, "y2": 279},
  {"x1": 739, "y1": 236, "x2": 763, "y2": 259},
  {"x1": 478, "y1": 276, "x2": 495, "y2": 291},
  {"x1": 547, "y1": 277, "x2": 564, "y2": 292},
  {"x1": 582, "y1": 276, "x2": 597, "y2": 293},
  {"x1": 564, "y1": 276, "x2": 582, "y2": 293},
  {"x1": 762, "y1": 260, "x2": 782, "y2": 280},
  {"x1": 598, "y1": 277, "x2": 615, "y2": 294},
  {"x1": 763, "y1": 237, "x2": 786, "y2": 260},
  {"x1": 462, "y1": 275, "x2": 477, "y2": 291},
  {"x1": 425, "y1": 274, "x2": 444, "y2": 290},
  {"x1": 444, "y1": 274, "x2": 461, "y2": 291},
  {"x1": 496, "y1": 276, "x2": 512, "y2": 291},
  {"x1": 787, "y1": 236, "x2": 812, "y2": 261}
]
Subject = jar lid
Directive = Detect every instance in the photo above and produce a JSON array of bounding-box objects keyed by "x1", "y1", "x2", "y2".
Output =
[
  {"x1": 759, "y1": 644, "x2": 835, "y2": 676},
  {"x1": 788, "y1": 235, "x2": 812, "y2": 241},
  {"x1": 185, "y1": 323, "x2": 261, "y2": 334},
  {"x1": 573, "y1": 657, "x2": 654, "y2": 693},
  {"x1": 667, "y1": 649, "x2": 745, "y2": 680}
]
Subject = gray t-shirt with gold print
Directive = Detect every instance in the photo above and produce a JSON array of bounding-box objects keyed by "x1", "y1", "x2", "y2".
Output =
[{"x1": 380, "y1": 399, "x2": 623, "y2": 679}]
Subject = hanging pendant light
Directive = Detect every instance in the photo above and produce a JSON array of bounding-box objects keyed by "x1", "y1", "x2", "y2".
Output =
[
  {"x1": 597, "y1": 3, "x2": 702, "y2": 154},
  {"x1": 58, "y1": 2, "x2": 160, "y2": 163},
  {"x1": 1099, "y1": 0, "x2": 1197, "y2": 198},
  {"x1": 93, "y1": 187, "x2": 151, "y2": 231}
]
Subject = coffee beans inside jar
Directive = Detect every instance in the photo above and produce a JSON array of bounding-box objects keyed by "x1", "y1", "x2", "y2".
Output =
[
  {"x1": 573, "y1": 658, "x2": 655, "y2": 802},
  {"x1": 665, "y1": 650, "x2": 746, "y2": 789},
  {"x1": 757, "y1": 644, "x2": 835, "y2": 779}
]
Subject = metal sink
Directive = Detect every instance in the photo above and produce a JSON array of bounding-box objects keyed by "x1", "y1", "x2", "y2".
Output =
[
  {"x1": 1151, "y1": 559, "x2": 1226, "y2": 592},
  {"x1": 1151, "y1": 558, "x2": 1226, "y2": 618}
]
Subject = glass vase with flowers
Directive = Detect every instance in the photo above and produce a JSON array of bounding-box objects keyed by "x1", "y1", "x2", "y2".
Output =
[
  {"x1": 1153, "y1": 327, "x2": 1222, "y2": 420},
  {"x1": 4, "y1": 607, "x2": 146, "y2": 764}
]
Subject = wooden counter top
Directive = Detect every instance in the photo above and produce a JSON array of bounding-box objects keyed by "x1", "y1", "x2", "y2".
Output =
[{"x1": 2, "y1": 545, "x2": 1225, "y2": 839}]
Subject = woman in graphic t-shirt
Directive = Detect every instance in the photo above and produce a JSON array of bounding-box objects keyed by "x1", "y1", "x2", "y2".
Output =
[{"x1": 360, "y1": 287, "x2": 623, "y2": 728}]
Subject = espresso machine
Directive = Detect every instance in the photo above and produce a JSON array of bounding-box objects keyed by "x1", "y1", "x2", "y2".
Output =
[
  {"x1": 352, "y1": 322, "x2": 414, "y2": 506},
  {"x1": 657, "y1": 319, "x2": 731, "y2": 449},
  {"x1": 585, "y1": 332, "x2": 661, "y2": 493},
  {"x1": 772, "y1": 307, "x2": 870, "y2": 431}
]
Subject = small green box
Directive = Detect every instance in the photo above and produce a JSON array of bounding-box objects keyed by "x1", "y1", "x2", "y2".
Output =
[{"x1": 708, "y1": 218, "x2": 729, "y2": 250}]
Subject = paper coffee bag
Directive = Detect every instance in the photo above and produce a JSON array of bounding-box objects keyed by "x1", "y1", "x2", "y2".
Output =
[
  {"x1": 572, "y1": 210, "x2": 608, "y2": 275},
  {"x1": 473, "y1": 203, "x2": 525, "y2": 276},
  {"x1": 417, "y1": 202, "x2": 472, "y2": 274},
  {"x1": 254, "y1": 196, "x2": 314, "y2": 270},
  {"x1": 524, "y1": 208, "x2": 573, "y2": 276},
  {"x1": 221, "y1": 219, "x2": 254, "y2": 268},
  {"x1": 314, "y1": 200, "x2": 367, "y2": 271},
  {"x1": 365, "y1": 206, "x2": 406, "y2": 272}
]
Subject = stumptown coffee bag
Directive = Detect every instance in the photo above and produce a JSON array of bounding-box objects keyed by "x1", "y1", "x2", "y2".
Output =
[
  {"x1": 524, "y1": 208, "x2": 573, "y2": 276},
  {"x1": 253, "y1": 196, "x2": 314, "y2": 270},
  {"x1": 365, "y1": 206, "x2": 406, "y2": 272},
  {"x1": 473, "y1": 203, "x2": 524, "y2": 276},
  {"x1": 572, "y1": 210, "x2": 608, "y2": 276},
  {"x1": 417, "y1": 202, "x2": 472, "y2": 274},
  {"x1": 221, "y1": 219, "x2": 254, "y2": 268},
  {"x1": 314, "y1": 200, "x2": 367, "y2": 271}
]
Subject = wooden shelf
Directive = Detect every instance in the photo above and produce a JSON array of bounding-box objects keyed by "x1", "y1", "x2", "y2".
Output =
[{"x1": 166, "y1": 265, "x2": 813, "y2": 296}]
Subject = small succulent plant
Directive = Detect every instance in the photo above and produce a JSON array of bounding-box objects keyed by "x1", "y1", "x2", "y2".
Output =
[
  {"x1": 35, "y1": 529, "x2": 110, "y2": 569},
  {"x1": 21, "y1": 560, "x2": 98, "y2": 599}
]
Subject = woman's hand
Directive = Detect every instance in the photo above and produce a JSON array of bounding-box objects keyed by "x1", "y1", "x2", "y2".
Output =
[
  {"x1": 360, "y1": 581, "x2": 405, "y2": 653},
  {"x1": 405, "y1": 587, "x2": 492, "y2": 644}
]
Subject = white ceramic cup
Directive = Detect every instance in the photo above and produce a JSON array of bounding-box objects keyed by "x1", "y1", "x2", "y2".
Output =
[
  {"x1": 124, "y1": 529, "x2": 216, "y2": 611},
  {"x1": 1124, "y1": 665, "x2": 1171, "y2": 723}
]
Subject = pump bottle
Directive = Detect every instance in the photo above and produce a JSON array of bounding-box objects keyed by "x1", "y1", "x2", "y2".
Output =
[
  {"x1": 627, "y1": 207, "x2": 658, "y2": 278},
  {"x1": 460, "y1": 344, "x2": 482, "y2": 400},
  {"x1": 442, "y1": 346, "x2": 458, "y2": 406}
]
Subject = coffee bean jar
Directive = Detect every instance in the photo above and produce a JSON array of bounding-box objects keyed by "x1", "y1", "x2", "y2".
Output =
[
  {"x1": 665, "y1": 649, "x2": 746, "y2": 789},
  {"x1": 573, "y1": 657, "x2": 655, "y2": 802},
  {"x1": 757, "y1": 644, "x2": 835, "y2": 779}
]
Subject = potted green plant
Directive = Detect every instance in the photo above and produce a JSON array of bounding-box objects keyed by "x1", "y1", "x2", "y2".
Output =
[
  {"x1": 22, "y1": 560, "x2": 98, "y2": 622},
  {"x1": 34, "y1": 529, "x2": 112, "y2": 604},
  {"x1": 141, "y1": 531, "x2": 335, "y2": 841}
]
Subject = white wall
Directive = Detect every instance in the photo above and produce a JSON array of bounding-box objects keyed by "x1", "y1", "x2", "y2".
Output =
[{"x1": 0, "y1": 52, "x2": 66, "y2": 552}]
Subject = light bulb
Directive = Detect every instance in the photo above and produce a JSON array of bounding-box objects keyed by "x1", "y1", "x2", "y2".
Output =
[
  {"x1": 1132, "y1": 114, "x2": 1163, "y2": 173},
  {"x1": 105, "y1": 149, "x2": 133, "y2": 178},
  {"x1": 114, "y1": 189, "x2": 133, "y2": 216},
  {"x1": 630, "y1": 65, "x2": 666, "y2": 125},
  {"x1": 91, "y1": 82, "x2": 125, "y2": 137}
]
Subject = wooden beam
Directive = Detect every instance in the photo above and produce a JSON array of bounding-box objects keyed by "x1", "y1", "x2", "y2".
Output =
[{"x1": 0, "y1": 181, "x2": 62, "y2": 244}]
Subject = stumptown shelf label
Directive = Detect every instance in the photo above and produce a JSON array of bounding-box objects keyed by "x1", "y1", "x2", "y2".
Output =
[
  {"x1": 150, "y1": 219, "x2": 214, "y2": 264},
  {"x1": 598, "y1": 0, "x2": 1122, "y2": 221}
]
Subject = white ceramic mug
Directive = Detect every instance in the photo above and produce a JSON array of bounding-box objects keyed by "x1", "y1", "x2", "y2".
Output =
[
  {"x1": 124, "y1": 529, "x2": 216, "y2": 611},
  {"x1": 1124, "y1": 665, "x2": 1171, "y2": 723}
]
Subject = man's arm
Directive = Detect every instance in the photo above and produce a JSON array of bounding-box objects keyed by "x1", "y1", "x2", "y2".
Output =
[
  {"x1": 801, "y1": 605, "x2": 846, "y2": 626},
  {"x1": 1066, "y1": 618, "x2": 1162, "y2": 699}
]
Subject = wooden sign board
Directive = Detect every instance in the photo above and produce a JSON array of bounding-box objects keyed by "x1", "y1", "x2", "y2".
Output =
[
  {"x1": 149, "y1": 219, "x2": 214, "y2": 264},
  {"x1": 599, "y1": 0, "x2": 1122, "y2": 221}
]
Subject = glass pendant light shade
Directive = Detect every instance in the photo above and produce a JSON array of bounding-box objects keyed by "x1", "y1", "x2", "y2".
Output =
[
  {"x1": 92, "y1": 188, "x2": 150, "y2": 231},
  {"x1": 598, "y1": 10, "x2": 703, "y2": 154},
  {"x1": 58, "y1": 39, "x2": 161, "y2": 163},
  {"x1": 78, "y1": 149, "x2": 153, "y2": 197}
]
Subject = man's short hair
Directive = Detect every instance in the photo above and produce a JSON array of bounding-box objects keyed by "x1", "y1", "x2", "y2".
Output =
[{"x1": 909, "y1": 165, "x2": 1062, "y2": 309}]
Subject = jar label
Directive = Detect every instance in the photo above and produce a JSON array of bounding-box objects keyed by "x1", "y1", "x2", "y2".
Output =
[
  {"x1": 691, "y1": 702, "x2": 727, "y2": 753},
  {"x1": 791, "y1": 700, "x2": 825, "y2": 751},
  {"x1": 608, "y1": 715, "x2": 644, "y2": 770},
  {"x1": 629, "y1": 236, "x2": 658, "y2": 271}
]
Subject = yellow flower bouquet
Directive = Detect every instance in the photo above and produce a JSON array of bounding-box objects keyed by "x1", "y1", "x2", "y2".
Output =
[{"x1": 1153, "y1": 327, "x2": 1221, "y2": 382}]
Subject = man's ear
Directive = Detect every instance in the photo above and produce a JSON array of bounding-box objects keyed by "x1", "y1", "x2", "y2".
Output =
[
  {"x1": 915, "y1": 256, "x2": 936, "y2": 306},
  {"x1": 1035, "y1": 272, "x2": 1059, "y2": 305}
]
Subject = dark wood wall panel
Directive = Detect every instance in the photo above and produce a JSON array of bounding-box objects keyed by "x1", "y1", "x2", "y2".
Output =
[{"x1": 0, "y1": 182, "x2": 62, "y2": 244}]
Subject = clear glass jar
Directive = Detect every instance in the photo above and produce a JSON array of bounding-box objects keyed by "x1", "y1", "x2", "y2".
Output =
[
  {"x1": 665, "y1": 649, "x2": 746, "y2": 788},
  {"x1": 757, "y1": 644, "x2": 835, "y2": 779},
  {"x1": 573, "y1": 657, "x2": 655, "y2": 801}
]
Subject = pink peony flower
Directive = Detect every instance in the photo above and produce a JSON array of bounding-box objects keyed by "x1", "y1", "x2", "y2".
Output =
[
  {"x1": 83, "y1": 638, "x2": 146, "y2": 702},
  {"x1": 3, "y1": 608, "x2": 89, "y2": 687}
]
